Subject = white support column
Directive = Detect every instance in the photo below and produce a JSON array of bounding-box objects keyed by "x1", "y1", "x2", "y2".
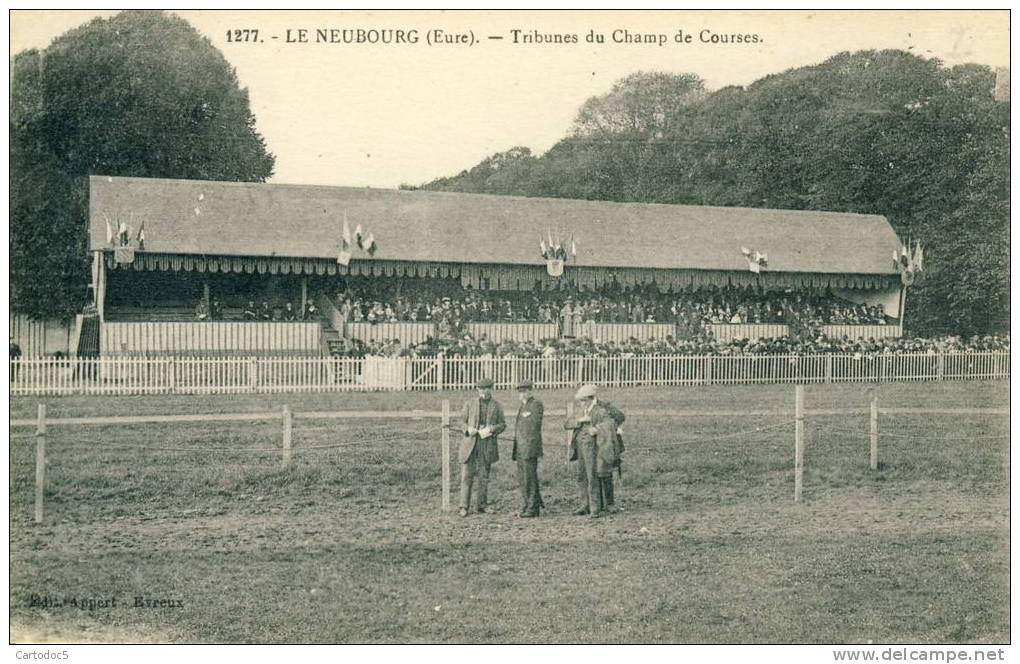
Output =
[{"x1": 94, "y1": 251, "x2": 107, "y2": 321}]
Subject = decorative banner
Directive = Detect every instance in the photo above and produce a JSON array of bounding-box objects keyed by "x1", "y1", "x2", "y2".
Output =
[
  {"x1": 114, "y1": 247, "x2": 136, "y2": 264},
  {"x1": 337, "y1": 250, "x2": 352, "y2": 266},
  {"x1": 546, "y1": 258, "x2": 564, "y2": 277},
  {"x1": 541, "y1": 229, "x2": 572, "y2": 263},
  {"x1": 104, "y1": 214, "x2": 115, "y2": 246},
  {"x1": 741, "y1": 246, "x2": 768, "y2": 273},
  {"x1": 893, "y1": 240, "x2": 923, "y2": 286}
]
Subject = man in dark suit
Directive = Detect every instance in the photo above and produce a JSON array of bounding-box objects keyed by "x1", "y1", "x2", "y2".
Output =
[
  {"x1": 511, "y1": 380, "x2": 544, "y2": 518},
  {"x1": 458, "y1": 377, "x2": 506, "y2": 517}
]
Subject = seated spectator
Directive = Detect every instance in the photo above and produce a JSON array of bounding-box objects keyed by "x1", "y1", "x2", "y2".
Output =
[
  {"x1": 243, "y1": 300, "x2": 258, "y2": 321},
  {"x1": 195, "y1": 299, "x2": 210, "y2": 322}
]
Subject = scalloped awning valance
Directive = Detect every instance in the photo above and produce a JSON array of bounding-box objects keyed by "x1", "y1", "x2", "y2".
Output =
[{"x1": 105, "y1": 252, "x2": 897, "y2": 292}]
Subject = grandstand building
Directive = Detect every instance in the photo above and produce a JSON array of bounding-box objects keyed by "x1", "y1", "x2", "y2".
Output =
[{"x1": 84, "y1": 175, "x2": 905, "y2": 357}]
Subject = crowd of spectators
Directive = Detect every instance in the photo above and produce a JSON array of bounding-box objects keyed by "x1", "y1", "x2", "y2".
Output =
[
  {"x1": 193, "y1": 298, "x2": 318, "y2": 322},
  {"x1": 329, "y1": 282, "x2": 888, "y2": 329},
  {"x1": 331, "y1": 332, "x2": 1009, "y2": 359}
]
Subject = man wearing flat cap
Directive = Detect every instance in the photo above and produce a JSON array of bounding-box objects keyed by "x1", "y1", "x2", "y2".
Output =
[
  {"x1": 458, "y1": 377, "x2": 506, "y2": 517},
  {"x1": 511, "y1": 379, "x2": 544, "y2": 518},
  {"x1": 565, "y1": 383, "x2": 625, "y2": 518}
]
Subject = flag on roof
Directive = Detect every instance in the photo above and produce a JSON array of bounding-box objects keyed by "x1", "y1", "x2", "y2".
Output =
[{"x1": 342, "y1": 210, "x2": 353, "y2": 249}]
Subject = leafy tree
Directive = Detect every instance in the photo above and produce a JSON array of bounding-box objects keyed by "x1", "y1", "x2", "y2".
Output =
[
  {"x1": 907, "y1": 135, "x2": 1009, "y2": 335},
  {"x1": 419, "y1": 51, "x2": 1009, "y2": 336},
  {"x1": 10, "y1": 10, "x2": 274, "y2": 322},
  {"x1": 572, "y1": 71, "x2": 706, "y2": 138}
]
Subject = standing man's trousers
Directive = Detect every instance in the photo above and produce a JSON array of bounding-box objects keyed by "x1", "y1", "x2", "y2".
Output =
[
  {"x1": 460, "y1": 445, "x2": 491, "y2": 512},
  {"x1": 576, "y1": 439, "x2": 603, "y2": 514},
  {"x1": 516, "y1": 457, "x2": 542, "y2": 514}
]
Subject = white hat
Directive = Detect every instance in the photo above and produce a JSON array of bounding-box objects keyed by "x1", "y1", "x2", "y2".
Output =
[{"x1": 574, "y1": 384, "x2": 597, "y2": 400}]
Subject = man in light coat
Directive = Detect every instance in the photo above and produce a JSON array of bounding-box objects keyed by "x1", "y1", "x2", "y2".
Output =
[
  {"x1": 565, "y1": 383, "x2": 624, "y2": 518},
  {"x1": 459, "y1": 377, "x2": 506, "y2": 517},
  {"x1": 511, "y1": 380, "x2": 544, "y2": 518}
]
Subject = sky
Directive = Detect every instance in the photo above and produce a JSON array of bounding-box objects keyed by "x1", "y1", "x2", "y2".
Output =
[{"x1": 9, "y1": 10, "x2": 1010, "y2": 189}]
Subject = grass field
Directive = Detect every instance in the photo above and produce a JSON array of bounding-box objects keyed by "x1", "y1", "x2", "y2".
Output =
[{"x1": 9, "y1": 381, "x2": 1009, "y2": 644}]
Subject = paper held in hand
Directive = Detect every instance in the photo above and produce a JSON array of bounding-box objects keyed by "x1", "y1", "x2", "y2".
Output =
[{"x1": 478, "y1": 427, "x2": 493, "y2": 439}]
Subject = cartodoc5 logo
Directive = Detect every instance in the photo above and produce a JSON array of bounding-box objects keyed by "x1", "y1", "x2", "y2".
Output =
[{"x1": 15, "y1": 652, "x2": 69, "y2": 660}]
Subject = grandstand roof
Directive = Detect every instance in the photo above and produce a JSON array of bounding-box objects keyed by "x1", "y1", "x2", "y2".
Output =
[{"x1": 89, "y1": 175, "x2": 900, "y2": 275}]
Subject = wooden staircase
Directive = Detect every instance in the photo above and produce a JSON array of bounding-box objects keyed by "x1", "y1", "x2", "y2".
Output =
[
  {"x1": 315, "y1": 294, "x2": 348, "y2": 356},
  {"x1": 321, "y1": 325, "x2": 346, "y2": 356}
]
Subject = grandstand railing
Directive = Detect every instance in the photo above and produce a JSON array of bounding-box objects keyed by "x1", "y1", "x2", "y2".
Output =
[
  {"x1": 9, "y1": 351, "x2": 1008, "y2": 396},
  {"x1": 101, "y1": 321, "x2": 322, "y2": 356},
  {"x1": 708, "y1": 323, "x2": 901, "y2": 341},
  {"x1": 467, "y1": 322, "x2": 558, "y2": 343},
  {"x1": 346, "y1": 321, "x2": 903, "y2": 347},
  {"x1": 347, "y1": 322, "x2": 436, "y2": 346}
]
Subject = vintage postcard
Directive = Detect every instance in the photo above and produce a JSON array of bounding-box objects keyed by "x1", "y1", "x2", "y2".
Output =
[{"x1": 7, "y1": 9, "x2": 1010, "y2": 658}]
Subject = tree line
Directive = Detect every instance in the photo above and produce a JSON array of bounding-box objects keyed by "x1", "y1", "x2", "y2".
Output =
[
  {"x1": 10, "y1": 11, "x2": 275, "y2": 323},
  {"x1": 411, "y1": 55, "x2": 1009, "y2": 337},
  {"x1": 10, "y1": 15, "x2": 1007, "y2": 337}
]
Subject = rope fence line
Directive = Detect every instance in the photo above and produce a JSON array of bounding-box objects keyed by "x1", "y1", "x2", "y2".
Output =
[
  {"x1": 807, "y1": 421, "x2": 1009, "y2": 442},
  {"x1": 625, "y1": 420, "x2": 796, "y2": 449},
  {"x1": 9, "y1": 406, "x2": 1007, "y2": 429},
  {"x1": 22, "y1": 430, "x2": 431, "y2": 454}
]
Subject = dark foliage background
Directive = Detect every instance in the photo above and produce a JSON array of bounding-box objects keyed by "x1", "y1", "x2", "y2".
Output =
[
  {"x1": 411, "y1": 53, "x2": 1009, "y2": 336},
  {"x1": 10, "y1": 10, "x2": 275, "y2": 322}
]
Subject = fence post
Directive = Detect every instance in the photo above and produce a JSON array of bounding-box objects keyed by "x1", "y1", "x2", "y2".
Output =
[
  {"x1": 281, "y1": 405, "x2": 292, "y2": 468},
  {"x1": 249, "y1": 357, "x2": 258, "y2": 393},
  {"x1": 441, "y1": 399, "x2": 451, "y2": 513},
  {"x1": 704, "y1": 355, "x2": 713, "y2": 385},
  {"x1": 35, "y1": 403, "x2": 47, "y2": 523},
  {"x1": 936, "y1": 349, "x2": 944, "y2": 381},
  {"x1": 437, "y1": 354, "x2": 445, "y2": 391},
  {"x1": 870, "y1": 390, "x2": 879, "y2": 471},
  {"x1": 565, "y1": 401, "x2": 574, "y2": 463},
  {"x1": 794, "y1": 385, "x2": 804, "y2": 502},
  {"x1": 167, "y1": 357, "x2": 176, "y2": 394},
  {"x1": 825, "y1": 354, "x2": 833, "y2": 384}
]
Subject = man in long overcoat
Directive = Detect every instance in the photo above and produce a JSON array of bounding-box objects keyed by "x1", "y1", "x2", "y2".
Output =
[
  {"x1": 459, "y1": 377, "x2": 506, "y2": 516},
  {"x1": 511, "y1": 380, "x2": 544, "y2": 517},
  {"x1": 565, "y1": 384, "x2": 624, "y2": 518}
]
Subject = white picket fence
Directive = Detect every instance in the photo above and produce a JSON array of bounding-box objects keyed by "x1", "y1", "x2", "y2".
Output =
[{"x1": 8, "y1": 351, "x2": 1009, "y2": 397}]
